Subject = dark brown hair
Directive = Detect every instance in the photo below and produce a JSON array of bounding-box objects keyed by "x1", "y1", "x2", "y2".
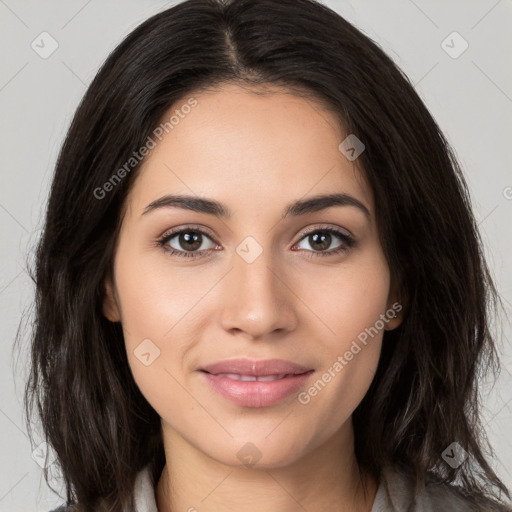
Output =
[{"x1": 15, "y1": 0, "x2": 511, "y2": 510}]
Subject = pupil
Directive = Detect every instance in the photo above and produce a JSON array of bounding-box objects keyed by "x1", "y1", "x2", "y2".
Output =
[
  {"x1": 311, "y1": 232, "x2": 330, "y2": 251},
  {"x1": 180, "y1": 231, "x2": 201, "y2": 251}
]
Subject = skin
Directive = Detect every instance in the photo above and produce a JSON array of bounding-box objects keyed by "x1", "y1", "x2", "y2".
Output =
[{"x1": 103, "y1": 83, "x2": 403, "y2": 512}]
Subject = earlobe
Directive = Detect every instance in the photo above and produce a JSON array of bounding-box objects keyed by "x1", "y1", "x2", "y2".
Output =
[
  {"x1": 102, "y1": 276, "x2": 121, "y2": 322},
  {"x1": 385, "y1": 284, "x2": 405, "y2": 331},
  {"x1": 384, "y1": 309, "x2": 403, "y2": 331}
]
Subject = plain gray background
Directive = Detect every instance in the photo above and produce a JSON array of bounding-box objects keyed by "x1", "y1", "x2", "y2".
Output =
[{"x1": 1, "y1": 0, "x2": 511, "y2": 510}]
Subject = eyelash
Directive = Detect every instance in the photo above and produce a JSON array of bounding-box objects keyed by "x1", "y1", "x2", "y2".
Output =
[{"x1": 156, "y1": 225, "x2": 356, "y2": 259}]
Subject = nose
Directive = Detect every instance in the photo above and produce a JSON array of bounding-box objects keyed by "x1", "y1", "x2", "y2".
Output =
[{"x1": 219, "y1": 246, "x2": 299, "y2": 340}]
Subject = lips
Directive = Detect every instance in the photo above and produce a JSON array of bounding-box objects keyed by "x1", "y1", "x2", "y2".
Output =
[
  {"x1": 213, "y1": 373, "x2": 289, "y2": 382},
  {"x1": 200, "y1": 358, "x2": 312, "y2": 377},
  {"x1": 199, "y1": 358, "x2": 314, "y2": 407}
]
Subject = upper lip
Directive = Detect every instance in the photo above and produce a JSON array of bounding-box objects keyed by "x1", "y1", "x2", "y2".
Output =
[{"x1": 200, "y1": 358, "x2": 313, "y2": 377}]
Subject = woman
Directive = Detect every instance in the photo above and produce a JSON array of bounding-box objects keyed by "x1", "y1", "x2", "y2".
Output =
[{"x1": 20, "y1": 0, "x2": 511, "y2": 510}]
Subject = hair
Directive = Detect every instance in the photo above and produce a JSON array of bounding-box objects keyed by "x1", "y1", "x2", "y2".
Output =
[{"x1": 14, "y1": 0, "x2": 511, "y2": 511}]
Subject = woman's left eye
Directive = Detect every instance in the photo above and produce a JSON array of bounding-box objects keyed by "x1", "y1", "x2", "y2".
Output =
[
  {"x1": 157, "y1": 226, "x2": 355, "y2": 259},
  {"x1": 294, "y1": 228, "x2": 356, "y2": 257}
]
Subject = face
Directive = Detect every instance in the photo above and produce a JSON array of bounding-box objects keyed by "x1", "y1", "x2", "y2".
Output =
[{"x1": 103, "y1": 83, "x2": 402, "y2": 469}]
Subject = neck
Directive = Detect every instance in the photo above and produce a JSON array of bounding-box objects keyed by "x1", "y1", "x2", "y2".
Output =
[{"x1": 155, "y1": 421, "x2": 378, "y2": 512}]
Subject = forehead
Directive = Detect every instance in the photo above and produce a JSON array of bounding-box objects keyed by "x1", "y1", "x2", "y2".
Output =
[{"x1": 124, "y1": 83, "x2": 372, "y2": 219}]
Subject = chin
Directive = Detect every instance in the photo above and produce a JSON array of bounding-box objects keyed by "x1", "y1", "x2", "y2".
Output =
[{"x1": 203, "y1": 434, "x2": 315, "y2": 471}]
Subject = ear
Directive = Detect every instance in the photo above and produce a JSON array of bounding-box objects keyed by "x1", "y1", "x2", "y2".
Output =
[
  {"x1": 384, "y1": 278, "x2": 405, "y2": 331},
  {"x1": 102, "y1": 274, "x2": 121, "y2": 322},
  {"x1": 384, "y1": 301, "x2": 403, "y2": 331}
]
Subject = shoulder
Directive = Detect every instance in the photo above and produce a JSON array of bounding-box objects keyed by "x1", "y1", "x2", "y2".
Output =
[
  {"x1": 377, "y1": 464, "x2": 512, "y2": 512},
  {"x1": 423, "y1": 479, "x2": 512, "y2": 512},
  {"x1": 48, "y1": 504, "x2": 75, "y2": 512},
  {"x1": 46, "y1": 464, "x2": 155, "y2": 512}
]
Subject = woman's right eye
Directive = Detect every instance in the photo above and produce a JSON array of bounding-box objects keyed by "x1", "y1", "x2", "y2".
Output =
[{"x1": 157, "y1": 228, "x2": 219, "y2": 258}]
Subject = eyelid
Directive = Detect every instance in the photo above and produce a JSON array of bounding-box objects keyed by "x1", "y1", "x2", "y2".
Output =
[
  {"x1": 296, "y1": 223, "x2": 354, "y2": 241},
  {"x1": 158, "y1": 223, "x2": 219, "y2": 242}
]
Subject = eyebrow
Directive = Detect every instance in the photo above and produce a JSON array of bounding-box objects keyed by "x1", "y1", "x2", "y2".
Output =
[{"x1": 142, "y1": 192, "x2": 371, "y2": 219}]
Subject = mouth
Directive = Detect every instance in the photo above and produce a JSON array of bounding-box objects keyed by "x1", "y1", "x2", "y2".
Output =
[
  {"x1": 199, "y1": 358, "x2": 314, "y2": 407},
  {"x1": 204, "y1": 373, "x2": 297, "y2": 382},
  {"x1": 200, "y1": 357, "x2": 313, "y2": 376}
]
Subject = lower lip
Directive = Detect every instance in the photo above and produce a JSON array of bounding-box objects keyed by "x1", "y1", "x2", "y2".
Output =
[{"x1": 200, "y1": 370, "x2": 314, "y2": 407}]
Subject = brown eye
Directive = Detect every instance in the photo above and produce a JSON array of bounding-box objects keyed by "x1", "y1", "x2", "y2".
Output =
[
  {"x1": 294, "y1": 228, "x2": 356, "y2": 257},
  {"x1": 158, "y1": 227, "x2": 219, "y2": 258},
  {"x1": 308, "y1": 231, "x2": 332, "y2": 251},
  {"x1": 175, "y1": 231, "x2": 203, "y2": 251}
]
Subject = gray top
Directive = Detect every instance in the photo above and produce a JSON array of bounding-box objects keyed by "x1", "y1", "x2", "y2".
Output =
[{"x1": 50, "y1": 464, "x2": 511, "y2": 511}]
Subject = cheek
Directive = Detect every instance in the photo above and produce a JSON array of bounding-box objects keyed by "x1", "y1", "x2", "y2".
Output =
[
  {"x1": 113, "y1": 244, "x2": 207, "y2": 341},
  {"x1": 111, "y1": 248, "x2": 192, "y2": 402},
  {"x1": 295, "y1": 246, "x2": 391, "y2": 353},
  {"x1": 294, "y1": 250, "x2": 390, "y2": 426}
]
